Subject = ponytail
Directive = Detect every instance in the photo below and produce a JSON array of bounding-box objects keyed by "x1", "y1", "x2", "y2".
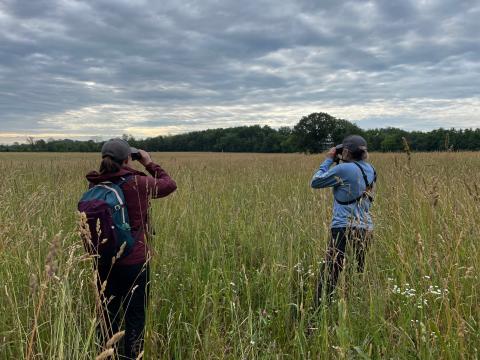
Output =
[{"x1": 99, "y1": 156, "x2": 122, "y2": 174}]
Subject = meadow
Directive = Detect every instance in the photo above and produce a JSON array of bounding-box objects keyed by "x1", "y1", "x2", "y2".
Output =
[{"x1": 0, "y1": 152, "x2": 479, "y2": 359}]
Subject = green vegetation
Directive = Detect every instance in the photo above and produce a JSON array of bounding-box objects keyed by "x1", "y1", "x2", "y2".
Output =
[
  {"x1": 0, "y1": 152, "x2": 478, "y2": 359},
  {"x1": 2, "y1": 113, "x2": 480, "y2": 153}
]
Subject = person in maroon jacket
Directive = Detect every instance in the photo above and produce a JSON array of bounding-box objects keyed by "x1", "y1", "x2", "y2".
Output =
[{"x1": 86, "y1": 138, "x2": 176, "y2": 359}]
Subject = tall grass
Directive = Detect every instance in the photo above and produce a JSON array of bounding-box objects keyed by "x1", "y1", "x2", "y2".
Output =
[{"x1": 0, "y1": 152, "x2": 478, "y2": 359}]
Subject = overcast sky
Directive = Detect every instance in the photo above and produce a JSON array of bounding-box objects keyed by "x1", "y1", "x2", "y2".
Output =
[{"x1": 1, "y1": 0, "x2": 479, "y2": 143}]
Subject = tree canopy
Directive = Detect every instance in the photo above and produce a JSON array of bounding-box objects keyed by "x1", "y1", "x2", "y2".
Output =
[
  {"x1": 1, "y1": 113, "x2": 479, "y2": 153},
  {"x1": 292, "y1": 112, "x2": 363, "y2": 153}
]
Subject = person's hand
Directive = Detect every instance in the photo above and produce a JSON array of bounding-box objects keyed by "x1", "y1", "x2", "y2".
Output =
[
  {"x1": 138, "y1": 149, "x2": 152, "y2": 166},
  {"x1": 326, "y1": 147, "x2": 337, "y2": 159}
]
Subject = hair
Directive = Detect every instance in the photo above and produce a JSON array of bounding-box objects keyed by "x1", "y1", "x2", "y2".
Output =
[
  {"x1": 344, "y1": 149, "x2": 368, "y2": 162},
  {"x1": 99, "y1": 156, "x2": 123, "y2": 174},
  {"x1": 351, "y1": 149, "x2": 368, "y2": 161}
]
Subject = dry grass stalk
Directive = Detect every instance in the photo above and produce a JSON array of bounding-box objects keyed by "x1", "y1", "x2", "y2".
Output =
[
  {"x1": 402, "y1": 137, "x2": 412, "y2": 166},
  {"x1": 26, "y1": 233, "x2": 61, "y2": 360}
]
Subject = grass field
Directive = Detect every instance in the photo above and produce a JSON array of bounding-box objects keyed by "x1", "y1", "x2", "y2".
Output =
[{"x1": 0, "y1": 152, "x2": 479, "y2": 359}]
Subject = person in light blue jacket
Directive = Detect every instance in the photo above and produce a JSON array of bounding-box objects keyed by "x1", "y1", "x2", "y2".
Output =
[{"x1": 311, "y1": 135, "x2": 377, "y2": 306}]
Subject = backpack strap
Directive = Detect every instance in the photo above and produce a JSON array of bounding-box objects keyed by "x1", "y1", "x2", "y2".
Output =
[
  {"x1": 97, "y1": 183, "x2": 127, "y2": 223},
  {"x1": 335, "y1": 162, "x2": 376, "y2": 205},
  {"x1": 96, "y1": 174, "x2": 135, "y2": 224},
  {"x1": 97, "y1": 175, "x2": 134, "y2": 224}
]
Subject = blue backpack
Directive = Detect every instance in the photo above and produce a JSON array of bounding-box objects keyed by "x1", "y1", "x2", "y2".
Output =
[{"x1": 78, "y1": 177, "x2": 135, "y2": 261}]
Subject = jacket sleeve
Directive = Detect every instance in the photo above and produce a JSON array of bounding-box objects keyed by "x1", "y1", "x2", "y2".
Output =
[
  {"x1": 141, "y1": 162, "x2": 177, "y2": 198},
  {"x1": 310, "y1": 158, "x2": 343, "y2": 189}
]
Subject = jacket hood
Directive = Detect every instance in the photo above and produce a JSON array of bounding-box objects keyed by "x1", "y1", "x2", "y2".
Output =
[{"x1": 86, "y1": 166, "x2": 146, "y2": 184}]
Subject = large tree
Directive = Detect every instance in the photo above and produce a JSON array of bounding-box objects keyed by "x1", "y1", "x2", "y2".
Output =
[{"x1": 292, "y1": 112, "x2": 363, "y2": 153}]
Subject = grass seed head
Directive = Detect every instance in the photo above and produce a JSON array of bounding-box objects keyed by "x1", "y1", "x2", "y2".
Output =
[
  {"x1": 106, "y1": 330, "x2": 125, "y2": 348},
  {"x1": 95, "y1": 348, "x2": 114, "y2": 360},
  {"x1": 115, "y1": 242, "x2": 126, "y2": 259},
  {"x1": 45, "y1": 233, "x2": 61, "y2": 278}
]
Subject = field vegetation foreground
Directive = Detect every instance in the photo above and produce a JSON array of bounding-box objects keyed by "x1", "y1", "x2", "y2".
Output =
[{"x1": 0, "y1": 152, "x2": 478, "y2": 359}]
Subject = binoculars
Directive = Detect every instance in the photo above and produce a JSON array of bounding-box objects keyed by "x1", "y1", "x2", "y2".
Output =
[
  {"x1": 335, "y1": 144, "x2": 344, "y2": 157},
  {"x1": 131, "y1": 151, "x2": 142, "y2": 161},
  {"x1": 334, "y1": 144, "x2": 344, "y2": 163}
]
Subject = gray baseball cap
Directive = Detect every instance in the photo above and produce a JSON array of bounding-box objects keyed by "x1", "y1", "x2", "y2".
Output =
[
  {"x1": 342, "y1": 135, "x2": 368, "y2": 152},
  {"x1": 101, "y1": 138, "x2": 139, "y2": 162}
]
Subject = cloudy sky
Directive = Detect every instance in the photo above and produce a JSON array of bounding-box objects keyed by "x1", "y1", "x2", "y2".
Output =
[{"x1": 1, "y1": 0, "x2": 479, "y2": 143}]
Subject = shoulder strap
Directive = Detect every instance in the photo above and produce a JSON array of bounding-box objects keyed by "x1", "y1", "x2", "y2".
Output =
[
  {"x1": 353, "y1": 162, "x2": 369, "y2": 188},
  {"x1": 98, "y1": 174, "x2": 134, "y2": 206},
  {"x1": 353, "y1": 162, "x2": 376, "y2": 188},
  {"x1": 98, "y1": 184, "x2": 124, "y2": 205},
  {"x1": 335, "y1": 162, "x2": 376, "y2": 205}
]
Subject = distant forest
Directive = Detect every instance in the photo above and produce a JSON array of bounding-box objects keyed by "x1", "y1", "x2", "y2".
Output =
[{"x1": 2, "y1": 112, "x2": 479, "y2": 153}]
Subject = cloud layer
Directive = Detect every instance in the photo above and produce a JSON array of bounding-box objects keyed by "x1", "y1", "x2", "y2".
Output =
[{"x1": 1, "y1": 0, "x2": 479, "y2": 143}]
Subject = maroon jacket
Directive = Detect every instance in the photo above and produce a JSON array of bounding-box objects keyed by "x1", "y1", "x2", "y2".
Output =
[{"x1": 86, "y1": 162, "x2": 176, "y2": 265}]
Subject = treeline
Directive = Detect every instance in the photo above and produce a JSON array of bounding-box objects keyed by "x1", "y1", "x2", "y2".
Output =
[{"x1": 2, "y1": 112, "x2": 479, "y2": 153}]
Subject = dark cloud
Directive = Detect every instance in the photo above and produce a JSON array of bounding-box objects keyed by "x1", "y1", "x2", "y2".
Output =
[{"x1": 0, "y1": 0, "x2": 479, "y2": 143}]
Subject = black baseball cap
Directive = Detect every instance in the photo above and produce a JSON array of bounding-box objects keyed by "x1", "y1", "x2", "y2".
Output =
[
  {"x1": 342, "y1": 135, "x2": 368, "y2": 152},
  {"x1": 101, "y1": 138, "x2": 139, "y2": 162}
]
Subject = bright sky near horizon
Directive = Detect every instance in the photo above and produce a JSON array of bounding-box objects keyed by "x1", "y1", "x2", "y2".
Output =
[{"x1": 1, "y1": 0, "x2": 479, "y2": 144}]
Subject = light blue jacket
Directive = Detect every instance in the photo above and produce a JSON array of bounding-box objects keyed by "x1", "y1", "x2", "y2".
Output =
[{"x1": 311, "y1": 158, "x2": 376, "y2": 230}]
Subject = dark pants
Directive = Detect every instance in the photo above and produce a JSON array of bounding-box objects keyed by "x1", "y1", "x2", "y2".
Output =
[
  {"x1": 315, "y1": 227, "x2": 372, "y2": 306},
  {"x1": 96, "y1": 262, "x2": 150, "y2": 359}
]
